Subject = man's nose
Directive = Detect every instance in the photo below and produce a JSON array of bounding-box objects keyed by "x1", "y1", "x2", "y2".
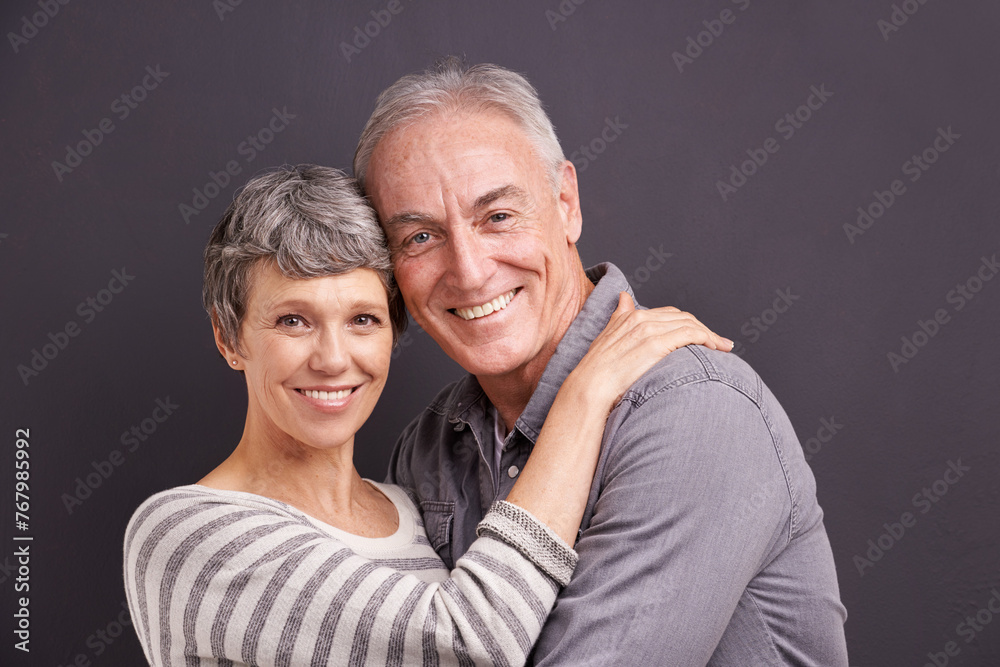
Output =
[{"x1": 444, "y1": 226, "x2": 495, "y2": 292}]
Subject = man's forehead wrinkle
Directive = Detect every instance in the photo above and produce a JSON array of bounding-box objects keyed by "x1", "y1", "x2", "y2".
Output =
[
  {"x1": 372, "y1": 110, "x2": 545, "y2": 228},
  {"x1": 383, "y1": 211, "x2": 436, "y2": 229},
  {"x1": 472, "y1": 184, "x2": 531, "y2": 211}
]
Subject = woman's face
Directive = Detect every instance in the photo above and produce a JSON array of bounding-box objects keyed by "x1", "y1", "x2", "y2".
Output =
[{"x1": 232, "y1": 264, "x2": 393, "y2": 454}]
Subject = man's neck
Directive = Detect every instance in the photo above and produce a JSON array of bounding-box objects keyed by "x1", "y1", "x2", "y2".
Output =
[{"x1": 477, "y1": 267, "x2": 596, "y2": 431}]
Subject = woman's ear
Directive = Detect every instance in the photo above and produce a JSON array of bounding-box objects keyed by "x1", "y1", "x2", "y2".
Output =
[{"x1": 211, "y1": 310, "x2": 240, "y2": 366}]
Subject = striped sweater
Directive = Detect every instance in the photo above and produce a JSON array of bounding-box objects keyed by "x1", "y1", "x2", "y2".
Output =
[{"x1": 123, "y1": 482, "x2": 577, "y2": 666}]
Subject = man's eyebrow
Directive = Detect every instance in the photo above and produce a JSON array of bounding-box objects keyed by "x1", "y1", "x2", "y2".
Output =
[
  {"x1": 381, "y1": 185, "x2": 529, "y2": 228},
  {"x1": 473, "y1": 184, "x2": 530, "y2": 211},
  {"x1": 381, "y1": 211, "x2": 436, "y2": 229}
]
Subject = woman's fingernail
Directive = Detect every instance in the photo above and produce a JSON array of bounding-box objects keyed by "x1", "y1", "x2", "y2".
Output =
[{"x1": 723, "y1": 338, "x2": 735, "y2": 349}]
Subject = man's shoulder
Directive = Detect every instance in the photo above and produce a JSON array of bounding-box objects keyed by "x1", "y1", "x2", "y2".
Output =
[
  {"x1": 623, "y1": 344, "x2": 765, "y2": 408},
  {"x1": 395, "y1": 374, "x2": 482, "y2": 452},
  {"x1": 609, "y1": 345, "x2": 807, "y2": 482}
]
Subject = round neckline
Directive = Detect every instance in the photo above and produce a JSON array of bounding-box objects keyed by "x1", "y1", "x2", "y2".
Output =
[{"x1": 186, "y1": 480, "x2": 415, "y2": 550}]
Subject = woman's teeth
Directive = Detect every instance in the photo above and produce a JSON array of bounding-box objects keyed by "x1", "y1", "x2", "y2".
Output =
[
  {"x1": 301, "y1": 389, "x2": 352, "y2": 400},
  {"x1": 455, "y1": 289, "x2": 516, "y2": 321}
]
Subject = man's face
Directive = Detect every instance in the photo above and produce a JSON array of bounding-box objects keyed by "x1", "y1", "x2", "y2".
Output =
[{"x1": 366, "y1": 111, "x2": 583, "y2": 379}]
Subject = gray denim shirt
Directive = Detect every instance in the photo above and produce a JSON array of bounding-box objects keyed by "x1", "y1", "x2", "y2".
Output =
[{"x1": 387, "y1": 263, "x2": 849, "y2": 666}]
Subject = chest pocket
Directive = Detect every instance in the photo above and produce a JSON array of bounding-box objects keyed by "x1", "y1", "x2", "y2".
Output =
[{"x1": 419, "y1": 500, "x2": 456, "y2": 566}]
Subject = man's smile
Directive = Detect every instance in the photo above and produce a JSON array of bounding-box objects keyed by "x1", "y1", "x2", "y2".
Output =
[{"x1": 448, "y1": 288, "x2": 521, "y2": 321}]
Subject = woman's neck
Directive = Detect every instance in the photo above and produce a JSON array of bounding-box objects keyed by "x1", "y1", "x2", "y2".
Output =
[{"x1": 198, "y1": 418, "x2": 397, "y2": 537}]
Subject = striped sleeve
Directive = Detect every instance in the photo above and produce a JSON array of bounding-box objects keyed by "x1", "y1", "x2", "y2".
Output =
[{"x1": 123, "y1": 487, "x2": 576, "y2": 667}]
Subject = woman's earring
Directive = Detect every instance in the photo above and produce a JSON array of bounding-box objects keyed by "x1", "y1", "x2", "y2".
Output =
[{"x1": 231, "y1": 360, "x2": 238, "y2": 366}]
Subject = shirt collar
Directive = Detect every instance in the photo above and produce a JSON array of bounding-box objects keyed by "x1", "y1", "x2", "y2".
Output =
[
  {"x1": 435, "y1": 263, "x2": 634, "y2": 438},
  {"x1": 515, "y1": 262, "x2": 633, "y2": 443}
]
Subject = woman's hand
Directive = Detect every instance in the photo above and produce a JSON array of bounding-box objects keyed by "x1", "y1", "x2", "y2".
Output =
[
  {"x1": 567, "y1": 292, "x2": 734, "y2": 409},
  {"x1": 505, "y1": 292, "x2": 732, "y2": 545}
]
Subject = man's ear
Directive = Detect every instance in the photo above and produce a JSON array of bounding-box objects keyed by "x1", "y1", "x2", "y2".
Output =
[{"x1": 555, "y1": 160, "x2": 583, "y2": 244}]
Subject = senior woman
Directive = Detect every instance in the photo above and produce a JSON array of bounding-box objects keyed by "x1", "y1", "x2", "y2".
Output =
[{"x1": 124, "y1": 165, "x2": 729, "y2": 666}]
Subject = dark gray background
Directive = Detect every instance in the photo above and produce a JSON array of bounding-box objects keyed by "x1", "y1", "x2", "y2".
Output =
[{"x1": 2, "y1": 1, "x2": 998, "y2": 665}]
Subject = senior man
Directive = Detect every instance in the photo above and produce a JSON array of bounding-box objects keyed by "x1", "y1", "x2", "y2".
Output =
[{"x1": 357, "y1": 59, "x2": 848, "y2": 666}]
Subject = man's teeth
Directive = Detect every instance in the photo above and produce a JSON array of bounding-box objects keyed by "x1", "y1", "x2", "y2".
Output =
[
  {"x1": 302, "y1": 389, "x2": 352, "y2": 400},
  {"x1": 455, "y1": 290, "x2": 516, "y2": 321}
]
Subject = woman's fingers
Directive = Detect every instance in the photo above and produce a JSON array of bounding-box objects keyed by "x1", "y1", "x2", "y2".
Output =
[
  {"x1": 574, "y1": 294, "x2": 735, "y2": 406},
  {"x1": 606, "y1": 294, "x2": 734, "y2": 352},
  {"x1": 639, "y1": 310, "x2": 732, "y2": 351}
]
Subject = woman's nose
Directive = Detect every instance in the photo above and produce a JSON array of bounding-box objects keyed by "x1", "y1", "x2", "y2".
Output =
[{"x1": 309, "y1": 328, "x2": 351, "y2": 375}]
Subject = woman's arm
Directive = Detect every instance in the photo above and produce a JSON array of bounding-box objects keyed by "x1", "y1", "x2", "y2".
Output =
[{"x1": 124, "y1": 488, "x2": 570, "y2": 667}]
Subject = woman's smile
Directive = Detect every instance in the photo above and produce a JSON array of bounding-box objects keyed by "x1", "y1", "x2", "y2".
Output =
[{"x1": 293, "y1": 384, "x2": 361, "y2": 412}]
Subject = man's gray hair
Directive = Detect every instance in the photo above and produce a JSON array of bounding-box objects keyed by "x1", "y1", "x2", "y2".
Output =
[
  {"x1": 353, "y1": 57, "x2": 566, "y2": 194},
  {"x1": 203, "y1": 164, "x2": 407, "y2": 356}
]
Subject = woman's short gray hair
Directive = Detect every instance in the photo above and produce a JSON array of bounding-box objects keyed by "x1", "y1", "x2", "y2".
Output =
[
  {"x1": 353, "y1": 57, "x2": 566, "y2": 194},
  {"x1": 203, "y1": 164, "x2": 407, "y2": 356}
]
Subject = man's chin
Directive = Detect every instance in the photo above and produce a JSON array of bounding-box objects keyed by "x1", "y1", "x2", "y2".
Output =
[{"x1": 446, "y1": 345, "x2": 527, "y2": 379}]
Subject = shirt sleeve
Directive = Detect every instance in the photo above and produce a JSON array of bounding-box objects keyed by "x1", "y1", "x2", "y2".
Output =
[
  {"x1": 530, "y1": 379, "x2": 794, "y2": 666},
  {"x1": 124, "y1": 490, "x2": 576, "y2": 667}
]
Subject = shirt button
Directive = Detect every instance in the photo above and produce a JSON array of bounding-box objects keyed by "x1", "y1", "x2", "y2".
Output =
[{"x1": 507, "y1": 465, "x2": 519, "y2": 478}]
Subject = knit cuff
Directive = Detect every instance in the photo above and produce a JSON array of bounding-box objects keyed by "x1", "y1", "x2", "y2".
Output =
[{"x1": 476, "y1": 501, "x2": 579, "y2": 587}]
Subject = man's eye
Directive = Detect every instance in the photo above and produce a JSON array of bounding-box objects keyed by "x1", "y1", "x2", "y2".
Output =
[
  {"x1": 489, "y1": 213, "x2": 509, "y2": 223},
  {"x1": 410, "y1": 232, "x2": 431, "y2": 245}
]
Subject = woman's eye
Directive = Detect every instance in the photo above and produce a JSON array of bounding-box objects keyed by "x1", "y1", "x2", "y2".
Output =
[
  {"x1": 411, "y1": 232, "x2": 431, "y2": 245},
  {"x1": 278, "y1": 315, "x2": 302, "y2": 327},
  {"x1": 353, "y1": 314, "x2": 380, "y2": 327}
]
